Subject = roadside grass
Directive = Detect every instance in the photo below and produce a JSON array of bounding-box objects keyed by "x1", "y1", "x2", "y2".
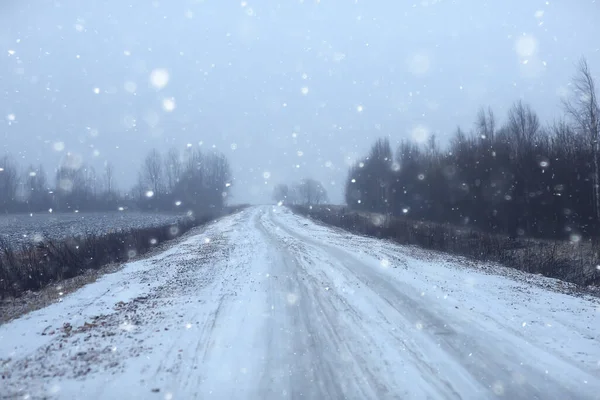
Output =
[
  {"x1": 0, "y1": 206, "x2": 248, "y2": 300},
  {"x1": 290, "y1": 205, "x2": 600, "y2": 289}
]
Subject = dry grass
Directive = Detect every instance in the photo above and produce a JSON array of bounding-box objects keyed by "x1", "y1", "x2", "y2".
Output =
[
  {"x1": 292, "y1": 205, "x2": 600, "y2": 288},
  {"x1": 0, "y1": 205, "x2": 248, "y2": 317},
  {"x1": 0, "y1": 206, "x2": 249, "y2": 323}
]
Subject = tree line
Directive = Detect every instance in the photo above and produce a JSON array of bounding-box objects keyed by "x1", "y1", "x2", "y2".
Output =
[
  {"x1": 273, "y1": 178, "x2": 329, "y2": 206},
  {"x1": 345, "y1": 58, "x2": 600, "y2": 240},
  {"x1": 0, "y1": 147, "x2": 231, "y2": 214}
]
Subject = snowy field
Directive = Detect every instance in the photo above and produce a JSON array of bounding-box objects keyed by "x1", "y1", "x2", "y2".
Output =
[
  {"x1": 1, "y1": 206, "x2": 599, "y2": 399},
  {"x1": 0, "y1": 211, "x2": 188, "y2": 248}
]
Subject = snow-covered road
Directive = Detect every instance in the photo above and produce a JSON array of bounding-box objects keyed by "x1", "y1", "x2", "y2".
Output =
[{"x1": 1, "y1": 206, "x2": 599, "y2": 399}]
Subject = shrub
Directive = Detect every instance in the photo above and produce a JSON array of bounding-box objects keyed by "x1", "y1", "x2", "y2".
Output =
[
  {"x1": 0, "y1": 206, "x2": 247, "y2": 299},
  {"x1": 291, "y1": 205, "x2": 600, "y2": 288}
]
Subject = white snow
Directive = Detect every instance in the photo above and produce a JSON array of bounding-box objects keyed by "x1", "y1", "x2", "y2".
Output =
[
  {"x1": 0, "y1": 211, "x2": 190, "y2": 248},
  {"x1": 1, "y1": 206, "x2": 599, "y2": 399}
]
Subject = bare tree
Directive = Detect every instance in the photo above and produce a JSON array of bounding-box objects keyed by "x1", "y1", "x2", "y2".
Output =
[
  {"x1": 104, "y1": 162, "x2": 115, "y2": 195},
  {"x1": 507, "y1": 100, "x2": 540, "y2": 152},
  {"x1": 563, "y1": 57, "x2": 600, "y2": 227},
  {"x1": 295, "y1": 178, "x2": 328, "y2": 206},
  {"x1": 272, "y1": 184, "x2": 289, "y2": 204},
  {"x1": 164, "y1": 148, "x2": 182, "y2": 193},
  {"x1": 133, "y1": 172, "x2": 146, "y2": 201},
  {"x1": 171, "y1": 149, "x2": 231, "y2": 211},
  {"x1": 25, "y1": 165, "x2": 50, "y2": 210},
  {"x1": 142, "y1": 149, "x2": 164, "y2": 197},
  {"x1": 85, "y1": 166, "x2": 98, "y2": 199},
  {"x1": 476, "y1": 106, "x2": 496, "y2": 141},
  {"x1": 0, "y1": 155, "x2": 19, "y2": 211}
]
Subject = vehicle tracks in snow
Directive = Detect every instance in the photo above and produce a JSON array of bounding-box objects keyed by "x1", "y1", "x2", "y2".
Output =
[{"x1": 1, "y1": 206, "x2": 599, "y2": 400}]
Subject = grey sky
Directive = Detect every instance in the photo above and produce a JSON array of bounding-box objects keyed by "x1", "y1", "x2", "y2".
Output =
[{"x1": 1, "y1": 0, "x2": 599, "y2": 204}]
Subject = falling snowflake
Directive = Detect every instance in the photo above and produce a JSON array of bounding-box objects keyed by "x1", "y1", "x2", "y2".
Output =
[
  {"x1": 149, "y1": 68, "x2": 170, "y2": 89},
  {"x1": 411, "y1": 125, "x2": 429, "y2": 143},
  {"x1": 162, "y1": 97, "x2": 176, "y2": 112},
  {"x1": 515, "y1": 35, "x2": 538, "y2": 58}
]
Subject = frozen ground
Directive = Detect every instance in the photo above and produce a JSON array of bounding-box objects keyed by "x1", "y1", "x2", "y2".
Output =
[
  {"x1": 1, "y1": 206, "x2": 599, "y2": 399},
  {"x1": 0, "y1": 211, "x2": 188, "y2": 248}
]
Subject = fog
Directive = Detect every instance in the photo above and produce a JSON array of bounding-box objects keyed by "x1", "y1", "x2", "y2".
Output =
[{"x1": 1, "y1": 0, "x2": 599, "y2": 204}]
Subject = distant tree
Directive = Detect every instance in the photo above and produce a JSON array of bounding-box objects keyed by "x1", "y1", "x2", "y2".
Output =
[
  {"x1": 295, "y1": 178, "x2": 328, "y2": 206},
  {"x1": 55, "y1": 164, "x2": 93, "y2": 211},
  {"x1": 132, "y1": 175, "x2": 145, "y2": 202},
  {"x1": 0, "y1": 155, "x2": 20, "y2": 211},
  {"x1": 171, "y1": 149, "x2": 231, "y2": 212},
  {"x1": 104, "y1": 162, "x2": 115, "y2": 195},
  {"x1": 272, "y1": 183, "x2": 289, "y2": 204},
  {"x1": 347, "y1": 138, "x2": 394, "y2": 213},
  {"x1": 506, "y1": 100, "x2": 540, "y2": 235},
  {"x1": 85, "y1": 166, "x2": 98, "y2": 199},
  {"x1": 287, "y1": 184, "x2": 301, "y2": 205},
  {"x1": 507, "y1": 100, "x2": 540, "y2": 153},
  {"x1": 164, "y1": 148, "x2": 182, "y2": 193},
  {"x1": 476, "y1": 106, "x2": 496, "y2": 141},
  {"x1": 141, "y1": 149, "x2": 164, "y2": 199},
  {"x1": 202, "y1": 152, "x2": 231, "y2": 209},
  {"x1": 24, "y1": 165, "x2": 51, "y2": 210},
  {"x1": 345, "y1": 80, "x2": 600, "y2": 239},
  {"x1": 563, "y1": 57, "x2": 600, "y2": 231}
]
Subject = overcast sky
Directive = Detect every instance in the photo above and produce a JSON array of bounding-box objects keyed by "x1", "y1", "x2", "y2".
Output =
[{"x1": 1, "y1": 0, "x2": 599, "y2": 204}]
